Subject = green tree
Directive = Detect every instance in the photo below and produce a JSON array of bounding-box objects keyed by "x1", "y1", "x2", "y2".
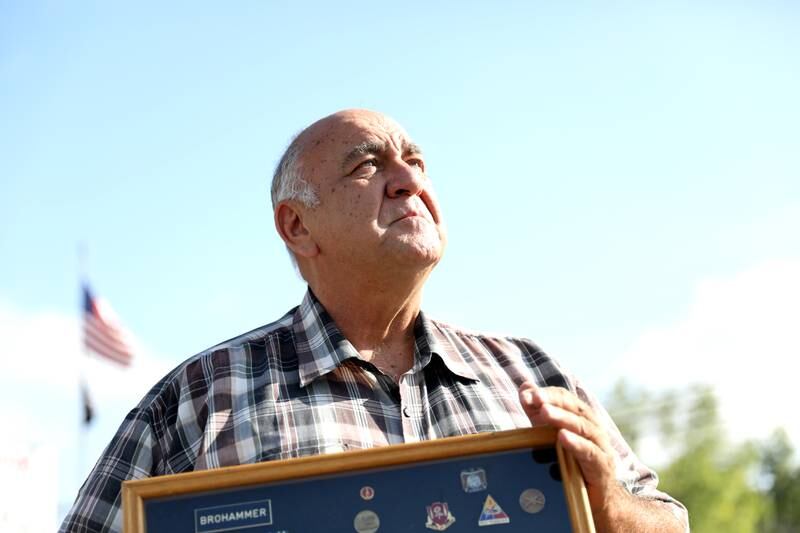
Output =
[
  {"x1": 606, "y1": 383, "x2": 770, "y2": 533},
  {"x1": 605, "y1": 379, "x2": 650, "y2": 451},
  {"x1": 759, "y1": 428, "x2": 800, "y2": 533}
]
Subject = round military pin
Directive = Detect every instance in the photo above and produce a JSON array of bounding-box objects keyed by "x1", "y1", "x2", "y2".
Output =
[
  {"x1": 360, "y1": 485, "x2": 375, "y2": 501},
  {"x1": 353, "y1": 510, "x2": 380, "y2": 533},
  {"x1": 519, "y1": 488, "x2": 546, "y2": 514}
]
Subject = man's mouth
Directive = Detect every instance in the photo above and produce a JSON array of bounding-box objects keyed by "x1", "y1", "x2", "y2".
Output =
[{"x1": 395, "y1": 208, "x2": 432, "y2": 224}]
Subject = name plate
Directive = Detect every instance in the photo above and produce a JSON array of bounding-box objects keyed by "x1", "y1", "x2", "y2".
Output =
[
  {"x1": 194, "y1": 500, "x2": 272, "y2": 532},
  {"x1": 123, "y1": 427, "x2": 594, "y2": 533}
]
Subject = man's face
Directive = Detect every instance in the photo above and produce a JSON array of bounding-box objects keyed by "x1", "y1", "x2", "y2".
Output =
[{"x1": 299, "y1": 110, "x2": 447, "y2": 275}]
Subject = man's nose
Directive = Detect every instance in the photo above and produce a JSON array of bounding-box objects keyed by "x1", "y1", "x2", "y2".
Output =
[{"x1": 385, "y1": 160, "x2": 425, "y2": 198}]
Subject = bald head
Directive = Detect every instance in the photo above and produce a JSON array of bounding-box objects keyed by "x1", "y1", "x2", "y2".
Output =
[{"x1": 297, "y1": 109, "x2": 411, "y2": 151}]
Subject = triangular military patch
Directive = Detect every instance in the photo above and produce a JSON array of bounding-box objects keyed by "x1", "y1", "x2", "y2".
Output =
[{"x1": 478, "y1": 494, "x2": 510, "y2": 526}]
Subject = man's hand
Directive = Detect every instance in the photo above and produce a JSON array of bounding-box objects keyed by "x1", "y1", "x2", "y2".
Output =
[
  {"x1": 518, "y1": 382, "x2": 685, "y2": 533},
  {"x1": 518, "y1": 383, "x2": 619, "y2": 512}
]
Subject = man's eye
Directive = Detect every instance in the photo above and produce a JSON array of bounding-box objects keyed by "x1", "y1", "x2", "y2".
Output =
[
  {"x1": 408, "y1": 159, "x2": 425, "y2": 170},
  {"x1": 358, "y1": 159, "x2": 378, "y2": 170}
]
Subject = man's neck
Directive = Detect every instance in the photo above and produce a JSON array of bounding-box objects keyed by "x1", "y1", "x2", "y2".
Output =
[{"x1": 309, "y1": 273, "x2": 427, "y2": 378}]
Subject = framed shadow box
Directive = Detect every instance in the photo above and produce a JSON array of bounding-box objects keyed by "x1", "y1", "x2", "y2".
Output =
[{"x1": 122, "y1": 426, "x2": 594, "y2": 533}]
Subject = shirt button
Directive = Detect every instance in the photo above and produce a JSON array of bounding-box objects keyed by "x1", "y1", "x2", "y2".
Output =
[{"x1": 403, "y1": 406, "x2": 411, "y2": 418}]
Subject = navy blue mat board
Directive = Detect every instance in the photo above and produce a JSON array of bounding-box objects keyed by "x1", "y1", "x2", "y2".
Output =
[{"x1": 144, "y1": 447, "x2": 571, "y2": 532}]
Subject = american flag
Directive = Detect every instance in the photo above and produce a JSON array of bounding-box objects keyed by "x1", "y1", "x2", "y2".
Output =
[{"x1": 82, "y1": 285, "x2": 134, "y2": 366}]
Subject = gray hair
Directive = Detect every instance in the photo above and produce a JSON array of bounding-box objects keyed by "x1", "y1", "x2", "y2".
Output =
[
  {"x1": 271, "y1": 133, "x2": 320, "y2": 276},
  {"x1": 270, "y1": 135, "x2": 320, "y2": 209}
]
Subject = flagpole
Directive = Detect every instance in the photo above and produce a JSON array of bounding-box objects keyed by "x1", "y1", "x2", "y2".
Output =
[{"x1": 77, "y1": 242, "x2": 90, "y2": 496}]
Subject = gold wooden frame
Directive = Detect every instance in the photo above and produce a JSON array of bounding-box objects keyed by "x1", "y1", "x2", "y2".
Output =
[{"x1": 123, "y1": 426, "x2": 594, "y2": 533}]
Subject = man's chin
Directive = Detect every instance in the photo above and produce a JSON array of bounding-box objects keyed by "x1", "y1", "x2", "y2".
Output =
[{"x1": 388, "y1": 236, "x2": 444, "y2": 267}]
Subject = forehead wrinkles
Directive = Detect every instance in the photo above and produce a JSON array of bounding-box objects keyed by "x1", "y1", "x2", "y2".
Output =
[
  {"x1": 337, "y1": 114, "x2": 409, "y2": 150},
  {"x1": 346, "y1": 116, "x2": 416, "y2": 153},
  {"x1": 371, "y1": 117, "x2": 410, "y2": 153},
  {"x1": 301, "y1": 114, "x2": 416, "y2": 184}
]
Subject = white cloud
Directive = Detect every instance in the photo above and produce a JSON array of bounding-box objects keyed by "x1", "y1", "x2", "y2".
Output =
[
  {"x1": 0, "y1": 441, "x2": 59, "y2": 532},
  {"x1": 613, "y1": 258, "x2": 800, "y2": 451},
  {"x1": 0, "y1": 302, "x2": 173, "y2": 527},
  {"x1": 0, "y1": 304, "x2": 82, "y2": 391},
  {"x1": 0, "y1": 302, "x2": 171, "y2": 403}
]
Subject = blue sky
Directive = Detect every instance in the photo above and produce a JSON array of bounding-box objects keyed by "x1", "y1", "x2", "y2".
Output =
[{"x1": 1, "y1": 1, "x2": 799, "y2": 527}]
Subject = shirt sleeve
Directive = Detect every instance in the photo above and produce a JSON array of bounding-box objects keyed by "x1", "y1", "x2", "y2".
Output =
[
  {"x1": 574, "y1": 379, "x2": 690, "y2": 531},
  {"x1": 58, "y1": 408, "x2": 158, "y2": 533}
]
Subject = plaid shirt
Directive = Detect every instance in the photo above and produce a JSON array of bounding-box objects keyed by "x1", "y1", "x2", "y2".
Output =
[{"x1": 60, "y1": 289, "x2": 687, "y2": 532}]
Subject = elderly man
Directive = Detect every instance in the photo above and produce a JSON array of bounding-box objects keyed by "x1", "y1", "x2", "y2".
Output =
[{"x1": 60, "y1": 109, "x2": 688, "y2": 532}]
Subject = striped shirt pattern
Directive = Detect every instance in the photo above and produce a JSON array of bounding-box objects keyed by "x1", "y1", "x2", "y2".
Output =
[{"x1": 61, "y1": 289, "x2": 687, "y2": 532}]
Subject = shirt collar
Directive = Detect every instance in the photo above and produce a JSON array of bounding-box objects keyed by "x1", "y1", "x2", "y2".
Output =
[
  {"x1": 293, "y1": 289, "x2": 361, "y2": 388},
  {"x1": 414, "y1": 311, "x2": 480, "y2": 382},
  {"x1": 293, "y1": 288, "x2": 479, "y2": 387}
]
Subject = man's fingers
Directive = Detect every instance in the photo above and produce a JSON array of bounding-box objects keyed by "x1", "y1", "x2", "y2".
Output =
[
  {"x1": 518, "y1": 382, "x2": 540, "y2": 410},
  {"x1": 558, "y1": 429, "x2": 615, "y2": 487},
  {"x1": 520, "y1": 383, "x2": 612, "y2": 454},
  {"x1": 536, "y1": 387, "x2": 593, "y2": 419},
  {"x1": 529, "y1": 403, "x2": 608, "y2": 449},
  {"x1": 519, "y1": 383, "x2": 597, "y2": 426}
]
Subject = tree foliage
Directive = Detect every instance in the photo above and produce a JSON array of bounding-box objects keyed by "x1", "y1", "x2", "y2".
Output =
[
  {"x1": 759, "y1": 428, "x2": 800, "y2": 533},
  {"x1": 606, "y1": 381, "x2": 799, "y2": 533}
]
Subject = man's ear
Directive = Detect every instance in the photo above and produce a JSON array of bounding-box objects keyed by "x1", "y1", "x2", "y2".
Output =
[{"x1": 274, "y1": 202, "x2": 319, "y2": 258}]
